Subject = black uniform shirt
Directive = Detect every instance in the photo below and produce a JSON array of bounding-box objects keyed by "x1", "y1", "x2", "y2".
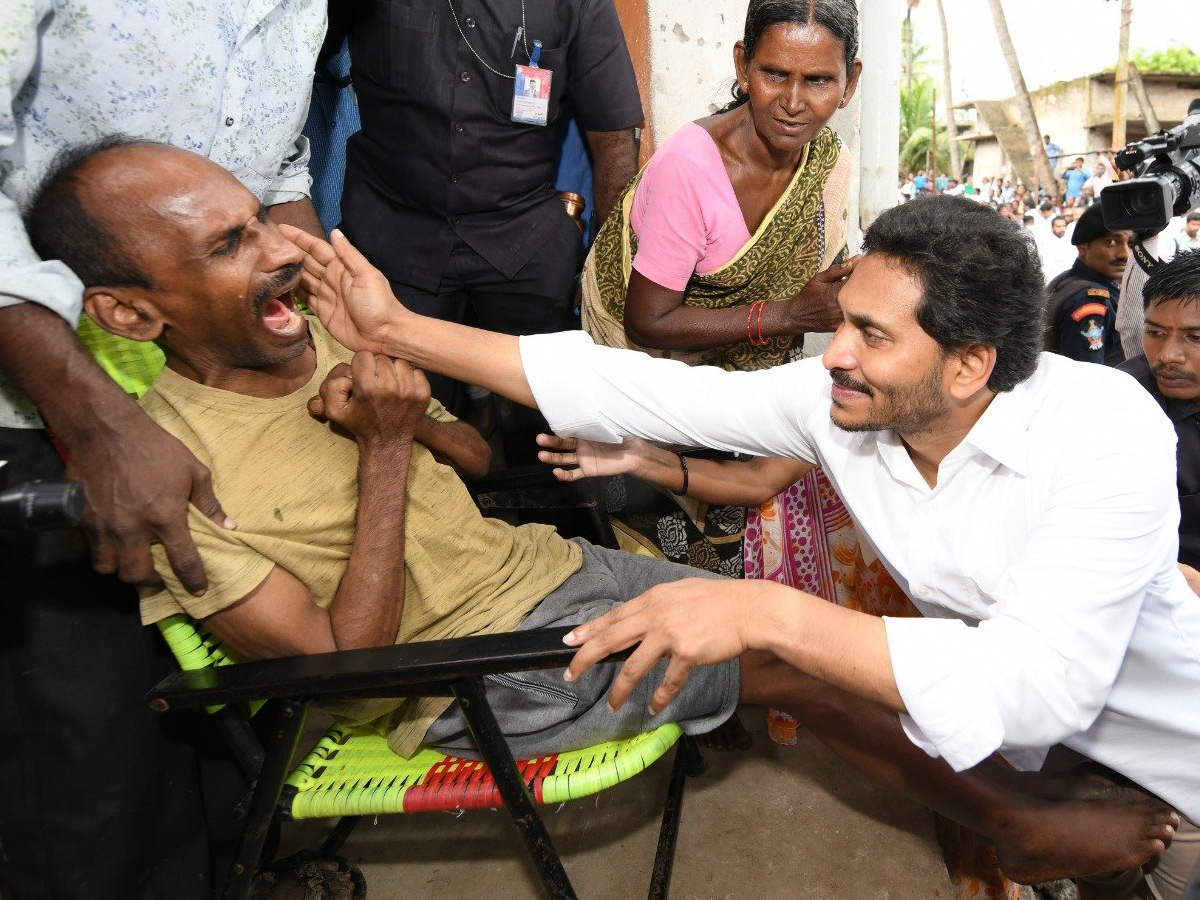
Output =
[
  {"x1": 344, "y1": 0, "x2": 643, "y2": 289},
  {"x1": 1120, "y1": 354, "x2": 1200, "y2": 568}
]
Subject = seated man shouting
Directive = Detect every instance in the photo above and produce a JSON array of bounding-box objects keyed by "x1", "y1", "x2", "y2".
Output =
[{"x1": 25, "y1": 138, "x2": 742, "y2": 763}]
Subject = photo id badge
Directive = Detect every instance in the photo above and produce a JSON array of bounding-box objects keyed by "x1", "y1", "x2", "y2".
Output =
[{"x1": 512, "y1": 64, "x2": 551, "y2": 126}]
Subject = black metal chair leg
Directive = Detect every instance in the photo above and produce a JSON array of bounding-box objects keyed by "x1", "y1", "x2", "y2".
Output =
[
  {"x1": 646, "y1": 734, "x2": 699, "y2": 900},
  {"x1": 454, "y1": 677, "x2": 578, "y2": 900},
  {"x1": 320, "y1": 815, "x2": 363, "y2": 856},
  {"x1": 222, "y1": 699, "x2": 307, "y2": 900}
]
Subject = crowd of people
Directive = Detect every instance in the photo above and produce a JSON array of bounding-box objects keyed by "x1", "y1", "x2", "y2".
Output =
[{"x1": 2, "y1": 2, "x2": 1199, "y2": 900}]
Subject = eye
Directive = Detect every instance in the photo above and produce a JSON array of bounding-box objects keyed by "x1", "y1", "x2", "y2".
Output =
[
  {"x1": 807, "y1": 75, "x2": 833, "y2": 85},
  {"x1": 1187, "y1": 334, "x2": 1200, "y2": 346},
  {"x1": 213, "y1": 237, "x2": 240, "y2": 258},
  {"x1": 1144, "y1": 328, "x2": 1166, "y2": 340},
  {"x1": 862, "y1": 328, "x2": 888, "y2": 346}
]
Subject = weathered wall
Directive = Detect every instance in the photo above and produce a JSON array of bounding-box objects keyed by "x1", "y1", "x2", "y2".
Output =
[{"x1": 641, "y1": 0, "x2": 902, "y2": 240}]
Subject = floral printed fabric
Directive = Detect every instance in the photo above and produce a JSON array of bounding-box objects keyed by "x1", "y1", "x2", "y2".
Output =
[{"x1": 0, "y1": 0, "x2": 325, "y2": 426}]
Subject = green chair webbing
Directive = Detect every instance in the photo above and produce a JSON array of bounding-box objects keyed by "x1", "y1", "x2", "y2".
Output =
[
  {"x1": 156, "y1": 614, "x2": 683, "y2": 818},
  {"x1": 283, "y1": 722, "x2": 682, "y2": 819}
]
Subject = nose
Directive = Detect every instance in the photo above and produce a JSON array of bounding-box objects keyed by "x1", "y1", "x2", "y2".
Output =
[
  {"x1": 1160, "y1": 334, "x2": 1188, "y2": 364},
  {"x1": 260, "y1": 219, "x2": 304, "y2": 267},
  {"x1": 781, "y1": 79, "x2": 805, "y2": 115},
  {"x1": 821, "y1": 321, "x2": 856, "y2": 372}
]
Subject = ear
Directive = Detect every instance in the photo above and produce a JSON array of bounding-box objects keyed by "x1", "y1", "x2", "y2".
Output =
[
  {"x1": 839, "y1": 58, "x2": 864, "y2": 108},
  {"x1": 733, "y1": 41, "x2": 749, "y2": 92},
  {"x1": 83, "y1": 286, "x2": 165, "y2": 342},
  {"x1": 946, "y1": 343, "x2": 996, "y2": 401}
]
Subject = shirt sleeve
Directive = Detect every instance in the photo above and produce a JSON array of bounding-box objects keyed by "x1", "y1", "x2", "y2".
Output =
[
  {"x1": 262, "y1": 135, "x2": 314, "y2": 207},
  {"x1": 143, "y1": 504, "x2": 276, "y2": 624},
  {"x1": 520, "y1": 330, "x2": 821, "y2": 463},
  {"x1": 630, "y1": 152, "x2": 712, "y2": 291},
  {"x1": 566, "y1": 0, "x2": 643, "y2": 132},
  {"x1": 885, "y1": 385, "x2": 1180, "y2": 770},
  {"x1": 0, "y1": 0, "x2": 86, "y2": 325},
  {"x1": 1054, "y1": 289, "x2": 1109, "y2": 363}
]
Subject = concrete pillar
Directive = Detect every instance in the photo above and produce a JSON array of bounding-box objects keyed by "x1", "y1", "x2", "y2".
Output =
[{"x1": 857, "y1": 0, "x2": 905, "y2": 235}]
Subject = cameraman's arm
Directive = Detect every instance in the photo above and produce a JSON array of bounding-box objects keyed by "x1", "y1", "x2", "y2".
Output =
[{"x1": 203, "y1": 353, "x2": 425, "y2": 658}]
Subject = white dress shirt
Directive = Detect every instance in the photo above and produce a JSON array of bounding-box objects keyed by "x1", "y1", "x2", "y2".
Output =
[
  {"x1": 0, "y1": 0, "x2": 325, "y2": 427},
  {"x1": 522, "y1": 331, "x2": 1200, "y2": 821}
]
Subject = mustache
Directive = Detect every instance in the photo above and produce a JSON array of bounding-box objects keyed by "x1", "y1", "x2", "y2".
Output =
[
  {"x1": 254, "y1": 263, "x2": 303, "y2": 309},
  {"x1": 830, "y1": 368, "x2": 873, "y2": 396},
  {"x1": 1152, "y1": 365, "x2": 1197, "y2": 383}
]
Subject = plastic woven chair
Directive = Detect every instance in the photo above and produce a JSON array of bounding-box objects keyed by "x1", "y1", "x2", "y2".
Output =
[{"x1": 152, "y1": 616, "x2": 700, "y2": 900}]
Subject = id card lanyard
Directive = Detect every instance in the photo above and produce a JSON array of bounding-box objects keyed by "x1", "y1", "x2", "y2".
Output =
[
  {"x1": 512, "y1": 41, "x2": 549, "y2": 126},
  {"x1": 446, "y1": 0, "x2": 552, "y2": 126}
]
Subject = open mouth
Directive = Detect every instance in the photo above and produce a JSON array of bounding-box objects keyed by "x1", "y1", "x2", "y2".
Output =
[{"x1": 257, "y1": 271, "x2": 305, "y2": 337}]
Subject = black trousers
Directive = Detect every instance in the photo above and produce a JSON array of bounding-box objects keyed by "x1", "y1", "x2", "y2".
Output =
[
  {"x1": 388, "y1": 216, "x2": 581, "y2": 467},
  {"x1": 0, "y1": 427, "x2": 238, "y2": 900}
]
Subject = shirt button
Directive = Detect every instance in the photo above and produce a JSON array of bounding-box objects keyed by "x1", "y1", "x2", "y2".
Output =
[
  {"x1": 460, "y1": 71, "x2": 471, "y2": 83},
  {"x1": 225, "y1": 116, "x2": 235, "y2": 126},
  {"x1": 450, "y1": 174, "x2": 459, "y2": 184},
  {"x1": 916, "y1": 586, "x2": 931, "y2": 599},
  {"x1": 449, "y1": 217, "x2": 460, "y2": 227},
  {"x1": 455, "y1": 123, "x2": 465, "y2": 133},
  {"x1": 464, "y1": 16, "x2": 475, "y2": 27}
]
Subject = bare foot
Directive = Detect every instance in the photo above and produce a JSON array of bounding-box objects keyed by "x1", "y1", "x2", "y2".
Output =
[
  {"x1": 991, "y1": 788, "x2": 1178, "y2": 885},
  {"x1": 695, "y1": 713, "x2": 753, "y2": 752}
]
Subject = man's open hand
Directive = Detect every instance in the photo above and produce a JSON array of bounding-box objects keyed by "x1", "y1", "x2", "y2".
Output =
[
  {"x1": 563, "y1": 577, "x2": 763, "y2": 716},
  {"x1": 282, "y1": 225, "x2": 405, "y2": 354}
]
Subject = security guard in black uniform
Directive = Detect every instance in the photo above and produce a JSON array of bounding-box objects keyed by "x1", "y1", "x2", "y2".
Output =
[{"x1": 1044, "y1": 204, "x2": 1131, "y2": 365}]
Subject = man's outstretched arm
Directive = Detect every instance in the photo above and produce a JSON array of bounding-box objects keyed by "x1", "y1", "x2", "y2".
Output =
[{"x1": 284, "y1": 226, "x2": 539, "y2": 408}]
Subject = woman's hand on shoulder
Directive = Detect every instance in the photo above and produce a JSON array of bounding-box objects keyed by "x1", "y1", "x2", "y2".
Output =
[{"x1": 783, "y1": 255, "x2": 859, "y2": 334}]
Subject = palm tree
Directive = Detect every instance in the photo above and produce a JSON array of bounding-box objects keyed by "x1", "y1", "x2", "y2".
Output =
[
  {"x1": 986, "y1": 0, "x2": 1057, "y2": 196},
  {"x1": 933, "y1": 0, "x2": 962, "y2": 180}
]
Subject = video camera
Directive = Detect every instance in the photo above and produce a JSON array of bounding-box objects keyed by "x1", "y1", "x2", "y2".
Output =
[
  {"x1": 0, "y1": 461, "x2": 84, "y2": 531},
  {"x1": 1102, "y1": 98, "x2": 1200, "y2": 233}
]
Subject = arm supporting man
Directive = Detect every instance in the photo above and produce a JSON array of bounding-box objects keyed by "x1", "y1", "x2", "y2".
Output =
[
  {"x1": 0, "y1": 301, "x2": 228, "y2": 592},
  {"x1": 203, "y1": 352, "x2": 427, "y2": 659}
]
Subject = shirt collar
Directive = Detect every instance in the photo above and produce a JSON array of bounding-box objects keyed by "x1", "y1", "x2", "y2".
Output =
[
  {"x1": 957, "y1": 383, "x2": 1031, "y2": 476},
  {"x1": 868, "y1": 383, "x2": 1031, "y2": 491}
]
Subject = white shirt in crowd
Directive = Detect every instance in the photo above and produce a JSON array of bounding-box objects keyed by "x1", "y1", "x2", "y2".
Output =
[{"x1": 521, "y1": 331, "x2": 1200, "y2": 822}]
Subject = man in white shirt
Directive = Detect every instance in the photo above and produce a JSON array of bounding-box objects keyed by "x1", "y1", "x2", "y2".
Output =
[{"x1": 289, "y1": 196, "x2": 1198, "y2": 897}]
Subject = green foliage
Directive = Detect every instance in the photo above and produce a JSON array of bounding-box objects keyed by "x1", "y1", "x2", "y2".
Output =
[
  {"x1": 1128, "y1": 45, "x2": 1200, "y2": 75},
  {"x1": 899, "y1": 76, "x2": 971, "y2": 176}
]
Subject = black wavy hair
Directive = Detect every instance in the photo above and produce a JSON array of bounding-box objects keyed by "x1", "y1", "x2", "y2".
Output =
[{"x1": 862, "y1": 195, "x2": 1045, "y2": 392}]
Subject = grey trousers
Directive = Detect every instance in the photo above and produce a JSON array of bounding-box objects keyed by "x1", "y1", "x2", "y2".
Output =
[{"x1": 423, "y1": 539, "x2": 740, "y2": 760}]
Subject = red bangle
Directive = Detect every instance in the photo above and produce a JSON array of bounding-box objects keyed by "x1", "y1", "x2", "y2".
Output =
[
  {"x1": 756, "y1": 300, "x2": 767, "y2": 346},
  {"x1": 746, "y1": 302, "x2": 758, "y2": 346}
]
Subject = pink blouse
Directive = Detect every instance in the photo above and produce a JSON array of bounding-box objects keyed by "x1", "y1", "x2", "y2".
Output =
[{"x1": 629, "y1": 122, "x2": 752, "y2": 291}]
